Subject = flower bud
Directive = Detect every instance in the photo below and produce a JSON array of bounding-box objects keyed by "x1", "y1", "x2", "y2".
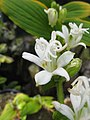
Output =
[
  {"x1": 44, "y1": 8, "x2": 58, "y2": 27},
  {"x1": 51, "y1": 1, "x2": 59, "y2": 11},
  {"x1": 58, "y1": 7, "x2": 67, "y2": 23},
  {"x1": 65, "y1": 58, "x2": 82, "y2": 77}
]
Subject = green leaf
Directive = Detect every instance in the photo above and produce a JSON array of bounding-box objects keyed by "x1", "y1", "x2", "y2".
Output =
[
  {"x1": 41, "y1": 78, "x2": 56, "y2": 92},
  {"x1": 0, "y1": 0, "x2": 53, "y2": 39},
  {"x1": 41, "y1": 96, "x2": 54, "y2": 109},
  {"x1": 13, "y1": 93, "x2": 30, "y2": 105},
  {"x1": 63, "y1": 1, "x2": 90, "y2": 18},
  {"x1": 53, "y1": 111, "x2": 69, "y2": 120},
  {"x1": 0, "y1": 54, "x2": 13, "y2": 63},
  {"x1": 21, "y1": 100, "x2": 42, "y2": 116},
  {"x1": 0, "y1": 103, "x2": 17, "y2": 120},
  {"x1": 37, "y1": 0, "x2": 54, "y2": 8},
  {"x1": 65, "y1": 18, "x2": 90, "y2": 46},
  {"x1": 0, "y1": 76, "x2": 7, "y2": 84},
  {"x1": 0, "y1": 44, "x2": 7, "y2": 53}
]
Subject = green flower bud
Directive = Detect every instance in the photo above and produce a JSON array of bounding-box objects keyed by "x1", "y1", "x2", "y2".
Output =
[
  {"x1": 51, "y1": 1, "x2": 57, "y2": 8},
  {"x1": 65, "y1": 58, "x2": 82, "y2": 77},
  {"x1": 44, "y1": 8, "x2": 58, "y2": 27},
  {"x1": 51, "y1": 1, "x2": 59, "y2": 11},
  {"x1": 58, "y1": 7, "x2": 67, "y2": 23}
]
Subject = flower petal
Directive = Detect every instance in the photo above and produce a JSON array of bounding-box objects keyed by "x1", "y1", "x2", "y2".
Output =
[
  {"x1": 51, "y1": 31, "x2": 56, "y2": 41},
  {"x1": 22, "y1": 52, "x2": 41, "y2": 67},
  {"x1": 53, "y1": 67, "x2": 70, "y2": 81},
  {"x1": 57, "y1": 51, "x2": 75, "y2": 67},
  {"x1": 74, "y1": 42, "x2": 86, "y2": 49},
  {"x1": 53, "y1": 101, "x2": 74, "y2": 120},
  {"x1": 56, "y1": 31, "x2": 65, "y2": 39},
  {"x1": 70, "y1": 94, "x2": 81, "y2": 113},
  {"x1": 35, "y1": 70, "x2": 52, "y2": 86},
  {"x1": 62, "y1": 25, "x2": 69, "y2": 42},
  {"x1": 35, "y1": 37, "x2": 49, "y2": 59}
]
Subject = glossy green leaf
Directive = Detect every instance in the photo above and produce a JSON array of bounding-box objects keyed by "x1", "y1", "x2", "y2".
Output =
[
  {"x1": 37, "y1": 0, "x2": 54, "y2": 7},
  {"x1": 0, "y1": 103, "x2": 17, "y2": 120},
  {"x1": 65, "y1": 18, "x2": 90, "y2": 46},
  {"x1": 21, "y1": 100, "x2": 42, "y2": 116},
  {"x1": 53, "y1": 111, "x2": 69, "y2": 120},
  {"x1": 13, "y1": 93, "x2": 30, "y2": 105},
  {"x1": 63, "y1": 1, "x2": 90, "y2": 18},
  {"x1": 0, "y1": 0, "x2": 53, "y2": 39}
]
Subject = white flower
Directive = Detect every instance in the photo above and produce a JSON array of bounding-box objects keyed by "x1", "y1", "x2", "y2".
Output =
[
  {"x1": 22, "y1": 31, "x2": 74, "y2": 86},
  {"x1": 69, "y1": 23, "x2": 89, "y2": 35},
  {"x1": 35, "y1": 31, "x2": 67, "y2": 61},
  {"x1": 22, "y1": 51, "x2": 74, "y2": 86},
  {"x1": 69, "y1": 76, "x2": 90, "y2": 110},
  {"x1": 56, "y1": 23, "x2": 89, "y2": 49},
  {"x1": 53, "y1": 101, "x2": 90, "y2": 120},
  {"x1": 44, "y1": 8, "x2": 58, "y2": 27},
  {"x1": 53, "y1": 76, "x2": 90, "y2": 120},
  {"x1": 53, "y1": 101, "x2": 74, "y2": 120},
  {"x1": 79, "y1": 107, "x2": 90, "y2": 120}
]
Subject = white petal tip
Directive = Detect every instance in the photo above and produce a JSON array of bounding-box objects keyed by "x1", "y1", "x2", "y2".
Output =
[{"x1": 22, "y1": 52, "x2": 28, "y2": 58}]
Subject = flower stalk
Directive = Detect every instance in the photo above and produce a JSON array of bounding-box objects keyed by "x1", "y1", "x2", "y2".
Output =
[{"x1": 56, "y1": 78, "x2": 64, "y2": 103}]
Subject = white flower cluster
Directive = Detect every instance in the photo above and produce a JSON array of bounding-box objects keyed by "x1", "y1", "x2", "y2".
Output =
[
  {"x1": 22, "y1": 23, "x2": 89, "y2": 86},
  {"x1": 56, "y1": 23, "x2": 89, "y2": 49},
  {"x1": 53, "y1": 76, "x2": 90, "y2": 120}
]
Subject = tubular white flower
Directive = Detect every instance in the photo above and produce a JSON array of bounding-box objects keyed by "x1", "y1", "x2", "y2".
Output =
[
  {"x1": 79, "y1": 107, "x2": 90, "y2": 120},
  {"x1": 70, "y1": 94, "x2": 81, "y2": 113},
  {"x1": 53, "y1": 76, "x2": 90, "y2": 120},
  {"x1": 44, "y1": 8, "x2": 58, "y2": 27},
  {"x1": 69, "y1": 23, "x2": 89, "y2": 35},
  {"x1": 35, "y1": 37, "x2": 50, "y2": 61},
  {"x1": 53, "y1": 101, "x2": 74, "y2": 120},
  {"x1": 22, "y1": 31, "x2": 74, "y2": 86},
  {"x1": 56, "y1": 23, "x2": 89, "y2": 49},
  {"x1": 69, "y1": 76, "x2": 90, "y2": 110}
]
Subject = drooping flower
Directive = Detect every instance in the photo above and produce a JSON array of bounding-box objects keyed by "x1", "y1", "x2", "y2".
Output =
[
  {"x1": 53, "y1": 101, "x2": 90, "y2": 120},
  {"x1": 22, "y1": 31, "x2": 74, "y2": 86},
  {"x1": 69, "y1": 76, "x2": 90, "y2": 110},
  {"x1": 53, "y1": 101, "x2": 74, "y2": 120},
  {"x1": 56, "y1": 23, "x2": 89, "y2": 49},
  {"x1": 53, "y1": 76, "x2": 90, "y2": 120},
  {"x1": 44, "y1": 8, "x2": 58, "y2": 27}
]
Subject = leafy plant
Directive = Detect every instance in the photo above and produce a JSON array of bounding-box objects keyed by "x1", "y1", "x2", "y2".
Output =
[{"x1": 0, "y1": 93, "x2": 54, "y2": 120}]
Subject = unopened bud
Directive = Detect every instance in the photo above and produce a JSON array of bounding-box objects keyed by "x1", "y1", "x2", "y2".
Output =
[
  {"x1": 65, "y1": 58, "x2": 82, "y2": 77},
  {"x1": 51, "y1": 1, "x2": 59, "y2": 11},
  {"x1": 58, "y1": 7, "x2": 67, "y2": 23},
  {"x1": 44, "y1": 8, "x2": 58, "y2": 27}
]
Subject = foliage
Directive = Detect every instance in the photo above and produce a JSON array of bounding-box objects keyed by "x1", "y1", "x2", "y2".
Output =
[
  {"x1": 53, "y1": 111, "x2": 69, "y2": 120},
  {"x1": 0, "y1": 0, "x2": 90, "y2": 45},
  {"x1": 0, "y1": 76, "x2": 7, "y2": 84},
  {"x1": 0, "y1": 93, "x2": 54, "y2": 120},
  {"x1": 0, "y1": 103, "x2": 17, "y2": 120}
]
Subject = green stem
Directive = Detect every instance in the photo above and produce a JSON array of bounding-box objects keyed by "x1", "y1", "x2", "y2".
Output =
[{"x1": 56, "y1": 79, "x2": 64, "y2": 103}]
